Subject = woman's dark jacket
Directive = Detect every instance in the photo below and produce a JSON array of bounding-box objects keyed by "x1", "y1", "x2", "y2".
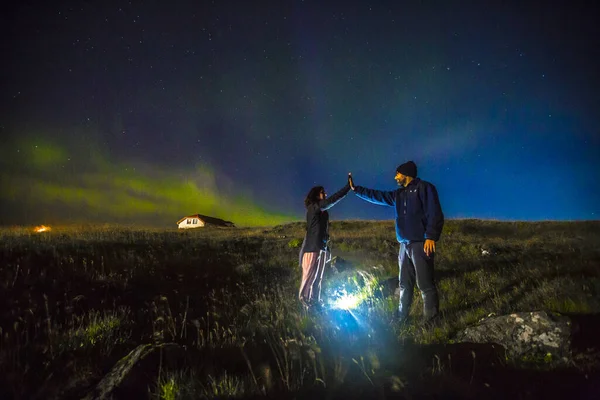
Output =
[{"x1": 299, "y1": 184, "x2": 350, "y2": 265}]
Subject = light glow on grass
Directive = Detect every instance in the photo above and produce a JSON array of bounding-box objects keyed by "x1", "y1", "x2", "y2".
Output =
[
  {"x1": 328, "y1": 270, "x2": 380, "y2": 311},
  {"x1": 34, "y1": 225, "x2": 51, "y2": 233},
  {"x1": 331, "y1": 288, "x2": 362, "y2": 310}
]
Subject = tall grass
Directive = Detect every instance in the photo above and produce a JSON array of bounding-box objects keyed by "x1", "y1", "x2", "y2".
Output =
[{"x1": 0, "y1": 220, "x2": 599, "y2": 398}]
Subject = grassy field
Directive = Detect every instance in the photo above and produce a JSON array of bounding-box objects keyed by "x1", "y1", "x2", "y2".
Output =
[{"x1": 1, "y1": 219, "x2": 599, "y2": 399}]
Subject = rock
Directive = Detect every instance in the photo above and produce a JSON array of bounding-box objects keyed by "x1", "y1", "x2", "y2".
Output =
[
  {"x1": 82, "y1": 343, "x2": 183, "y2": 400},
  {"x1": 81, "y1": 344, "x2": 153, "y2": 400},
  {"x1": 454, "y1": 311, "x2": 572, "y2": 363}
]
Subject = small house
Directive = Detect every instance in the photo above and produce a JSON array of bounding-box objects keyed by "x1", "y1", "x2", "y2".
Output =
[{"x1": 176, "y1": 214, "x2": 235, "y2": 229}]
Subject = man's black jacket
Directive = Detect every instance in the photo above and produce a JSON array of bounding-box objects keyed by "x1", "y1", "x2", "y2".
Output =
[{"x1": 354, "y1": 178, "x2": 444, "y2": 243}]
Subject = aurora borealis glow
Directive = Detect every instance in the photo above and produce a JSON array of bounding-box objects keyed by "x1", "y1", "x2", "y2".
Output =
[{"x1": 1, "y1": 0, "x2": 598, "y2": 226}]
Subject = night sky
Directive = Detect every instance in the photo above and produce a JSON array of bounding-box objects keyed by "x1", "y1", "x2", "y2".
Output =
[{"x1": 1, "y1": 0, "x2": 598, "y2": 227}]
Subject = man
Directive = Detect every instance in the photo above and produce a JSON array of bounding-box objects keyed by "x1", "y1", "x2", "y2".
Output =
[{"x1": 348, "y1": 161, "x2": 444, "y2": 323}]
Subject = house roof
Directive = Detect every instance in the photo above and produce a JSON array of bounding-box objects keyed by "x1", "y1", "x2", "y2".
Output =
[{"x1": 176, "y1": 214, "x2": 235, "y2": 226}]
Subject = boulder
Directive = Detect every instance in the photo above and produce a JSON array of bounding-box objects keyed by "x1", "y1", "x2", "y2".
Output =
[
  {"x1": 454, "y1": 311, "x2": 572, "y2": 364},
  {"x1": 82, "y1": 343, "x2": 183, "y2": 400}
]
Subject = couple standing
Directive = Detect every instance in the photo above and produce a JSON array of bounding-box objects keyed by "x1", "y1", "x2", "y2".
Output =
[{"x1": 298, "y1": 161, "x2": 444, "y2": 323}]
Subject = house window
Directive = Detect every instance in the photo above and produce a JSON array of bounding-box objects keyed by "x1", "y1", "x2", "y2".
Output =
[
  {"x1": 187, "y1": 219, "x2": 191, "y2": 224},
  {"x1": 193, "y1": 219, "x2": 197, "y2": 224}
]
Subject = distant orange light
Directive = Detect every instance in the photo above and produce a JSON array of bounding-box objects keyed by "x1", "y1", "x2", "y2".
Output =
[{"x1": 34, "y1": 225, "x2": 51, "y2": 233}]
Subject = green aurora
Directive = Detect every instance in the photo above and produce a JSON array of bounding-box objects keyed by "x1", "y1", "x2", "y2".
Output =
[{"x1": 0, "y1": 136, "x2": 295, "y2": 227}]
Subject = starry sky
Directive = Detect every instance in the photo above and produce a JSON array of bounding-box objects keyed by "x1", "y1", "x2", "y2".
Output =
[{"x1": 1, "y1": 0, "x2": 598, "y2": 227}]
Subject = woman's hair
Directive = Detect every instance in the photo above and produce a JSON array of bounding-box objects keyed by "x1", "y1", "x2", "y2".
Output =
[{"x1": 304, "y1": 186, "x2": 324, "y2": 208}]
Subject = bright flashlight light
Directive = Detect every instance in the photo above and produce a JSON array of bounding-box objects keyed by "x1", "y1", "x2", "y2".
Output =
[
  {"x1": 330, "y1": 286, "x2": 363, "y2": 310},
  {"x1": 328, "y1": 271, "x2": 378, "y2": 311},
  {"x1": 34, "y1": 225, "x2": 51, "y2": 233},
  {"x1": 332, "y1": 293, "x2": 361, "y2": 310}
]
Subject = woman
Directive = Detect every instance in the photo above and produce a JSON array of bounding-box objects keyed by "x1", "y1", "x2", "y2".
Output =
[{"x1": 299, "y1": 181, "x2": 350, "y2": 309}]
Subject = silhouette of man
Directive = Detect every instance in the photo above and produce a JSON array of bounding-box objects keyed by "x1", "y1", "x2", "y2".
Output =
[{"x1": 349, "y1": 161, "x2": 444, "y2": 323}]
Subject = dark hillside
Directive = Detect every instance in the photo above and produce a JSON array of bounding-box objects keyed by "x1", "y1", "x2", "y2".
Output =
[{"x1": 0, "y1": 220, "x2": 599, "y2": 399}]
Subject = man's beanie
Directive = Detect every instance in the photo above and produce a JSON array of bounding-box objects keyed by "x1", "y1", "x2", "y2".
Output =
[{"x1": 396, "y1": 161, "x2": 417, "y2": 178}]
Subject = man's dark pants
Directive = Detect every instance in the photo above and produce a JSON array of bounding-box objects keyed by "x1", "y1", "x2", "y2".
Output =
[{"x1": 398, "y1": 241, "x2": 439, "y2": 320}]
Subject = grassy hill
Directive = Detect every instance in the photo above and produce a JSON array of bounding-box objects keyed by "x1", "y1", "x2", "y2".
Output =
[{"x1": 0, "y1": 219, "x2": 599, "y2": 398}]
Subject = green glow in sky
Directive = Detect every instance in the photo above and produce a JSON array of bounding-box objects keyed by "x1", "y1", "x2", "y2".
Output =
[{"x1": 0, "y1": 137, "x2": 294, "y2": 227}]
